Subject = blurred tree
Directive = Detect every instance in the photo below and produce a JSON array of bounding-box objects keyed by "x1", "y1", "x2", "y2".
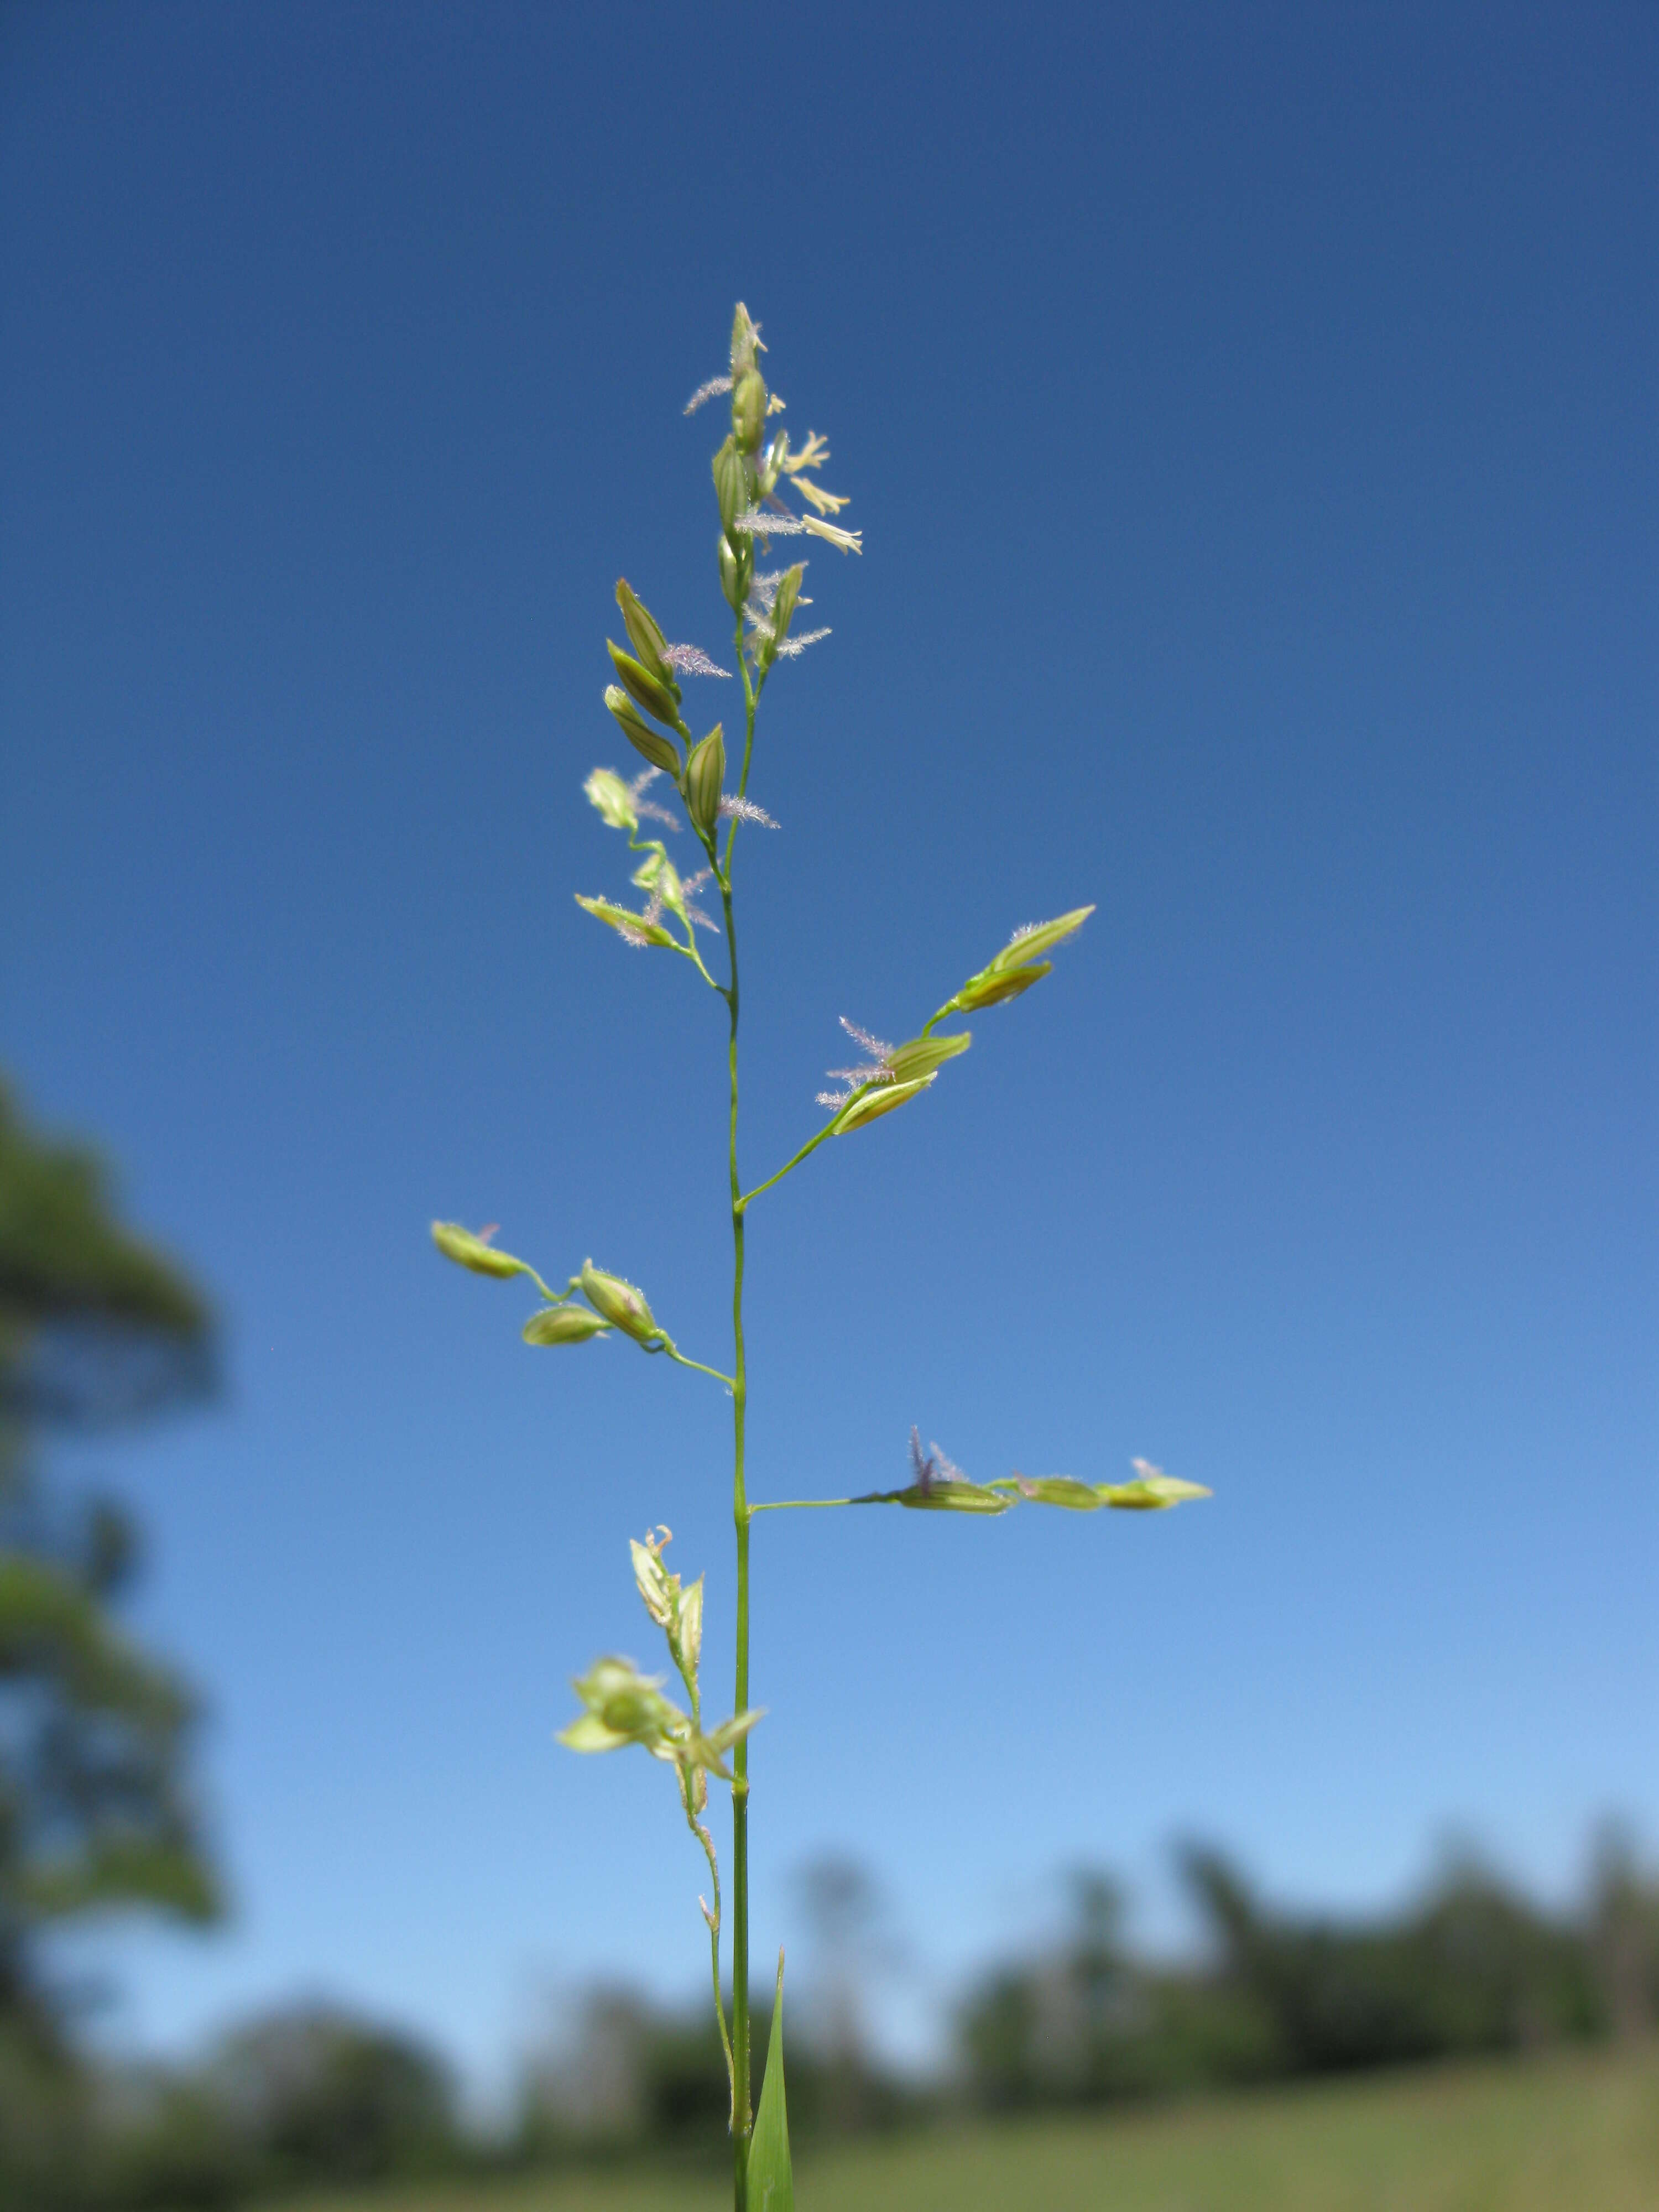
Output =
[
  {"x1": 1588, "y1": 1822, "x2": 1659, "y2": 2042},
  {"x1": 1180, "y1": 1840, "x2": 1605, "y2": 2073},
  {"x1": 0, "y1": 1078, "x2": 220, "y2": 2052},
  {"x1": 797, "y1": 1853, "x2": 885, "y2": 2130},
  {"x1": 211, "y1": 2004, "x2": 458, "y2": 2187},
  {"x1": 959, "y1": 1865, "x2": 1279, "y2": 2110},
  {"x1": 513, "y1": 1979, "x2": 883, "y2": 2161},
  {"x1": 960, "y1": 1838, "x2": 1656, "y2": 2113}
]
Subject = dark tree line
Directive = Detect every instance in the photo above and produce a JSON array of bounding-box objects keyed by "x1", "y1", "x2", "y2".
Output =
[
  {"x1": 508, "y1": 1834, "x2": 1657, "y2": 2172},
  {"x1": 958, "y1": 1837, "x2": 1659, "y2": 2111}
]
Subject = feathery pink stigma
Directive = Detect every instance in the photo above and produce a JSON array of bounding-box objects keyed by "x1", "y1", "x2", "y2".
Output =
[
  {"x1": 734, "y1": 507, "x2": 811, "y2": 537},
  {"x1": 748, "y1": 565, "x2": 810, "y2": 614},
  {"x1": 663, "y1": 643, "x2": 733, "y2": 679},
  {"x1": 684, "y1": 374, "x2": 733, "y2": 415},
  {"x1": 816, "y1": 1017, "x2": 895, "y2": 1108},
  {"x1": 839, "y1": 1017, "x2": 893, "y2": 1062}
]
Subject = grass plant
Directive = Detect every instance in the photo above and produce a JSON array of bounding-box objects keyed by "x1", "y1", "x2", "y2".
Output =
[{"x1": 432, "y1": 305, "x2": 1209, "y2": 2210}]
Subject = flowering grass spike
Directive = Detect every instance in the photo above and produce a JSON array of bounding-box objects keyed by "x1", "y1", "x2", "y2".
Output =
[{"x1": 432, "y1": 304, "x2": 1209, "y2": 2210}]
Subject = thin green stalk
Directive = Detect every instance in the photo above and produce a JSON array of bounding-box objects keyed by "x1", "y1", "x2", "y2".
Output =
[
  {"x1": 677, "y1": 1751, "x2": 734, "y2": 2121},
  {"x1": 749, "y1": 1496, "x2": 862, "y2": 1513},
  {"x1": 681, "y1": 934, "x2": 724, "y2": 992},
  {"x1": 725, "y1": 607, "x2": 757, "y2": 2211},
  {"x1": 659, "y1": 1344, "x2": 737, "y2": 1391},
  {"x1": 675, "y1": 1598, "x2": 735, "y2": 2128},
  {"x1": 737, "y1": 1124, "x2": 837, "y2": 1212},
  {"x1": 737, "y1": 655, "x2": 763, "y2": 792}
]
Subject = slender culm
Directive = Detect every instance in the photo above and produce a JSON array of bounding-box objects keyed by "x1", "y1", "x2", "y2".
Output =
[{"x1": 725, "y1": 738, "x2": 752, "y2": 2190}]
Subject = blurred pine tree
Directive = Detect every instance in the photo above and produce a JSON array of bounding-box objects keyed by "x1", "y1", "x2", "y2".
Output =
[{"x1": 0, "y1": 1078, "x2": 221, "y2": 2058}]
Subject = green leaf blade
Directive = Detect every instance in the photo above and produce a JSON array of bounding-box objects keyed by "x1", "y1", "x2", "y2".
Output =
[{"x1": 748, "y1": 1952, "x2": 794, "y2": 2212}]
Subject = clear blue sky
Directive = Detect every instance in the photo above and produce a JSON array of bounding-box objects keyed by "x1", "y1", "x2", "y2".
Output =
[{"x1": 3, "y1": 2, "x2": 1653, "y2": 2088}]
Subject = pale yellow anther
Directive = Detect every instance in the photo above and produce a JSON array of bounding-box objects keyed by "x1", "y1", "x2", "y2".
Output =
[
  {"x1": 794, "y1": 477, "x2": 851, "y2": 516},
  {"x1": 780, "y1": 430, "x2": 831, "y2": 475},
  {"x1": 801, "y1": 514, "x2": 863, "y2": 554}
]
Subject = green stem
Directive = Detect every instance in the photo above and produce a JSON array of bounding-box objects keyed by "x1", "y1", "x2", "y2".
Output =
[
  {"x1": 749, "y1": 1496, "x2": 862, "y2": 1514},
  {"x1": 624, "y1": 818, "x2": 723, "y2": 992},
  {"x1": 681, "y1": 933, "x2": 723, "y2": 992},
  {"x1": 659, "y1": 1342, "x2": 737, "y2": 1391},
  {"x1": 681, "y1": 1772, "x2": 735, "y2": 2122},
  {"x1": 726, "y1": 603, "x2": 756, "y2": 2211},
  {"x1": 737, "y1": 1124, "x2": 836, "y2": 1212},
  {"x1": 721, "y1": 638, "x2": 766, "y2": 873}
]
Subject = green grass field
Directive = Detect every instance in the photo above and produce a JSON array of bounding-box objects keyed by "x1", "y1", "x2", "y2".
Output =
[{"x1": 286, "y1": 2045, "x2": 1658, "y2": 2212}]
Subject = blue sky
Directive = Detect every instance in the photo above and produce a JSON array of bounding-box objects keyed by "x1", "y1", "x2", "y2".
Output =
[{"x1": 2, "y1": 2, "x2": 1653, "y2": 2089}]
